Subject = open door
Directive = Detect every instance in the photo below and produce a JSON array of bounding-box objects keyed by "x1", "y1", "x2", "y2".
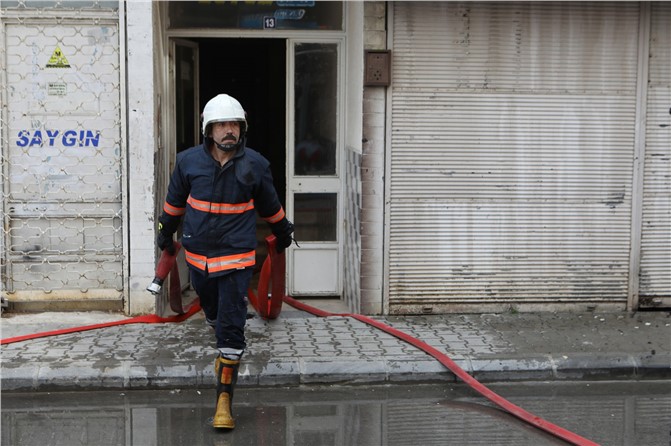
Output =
[
  {"x1": 167, "y1": 37, "x2": 343, "y2": 298},
  {"x1": 169, "y1": 38, "x2": 200, "y2": 290},
  {"x1": 287, "y1": 40, "x2": 343, "y2": 296}
]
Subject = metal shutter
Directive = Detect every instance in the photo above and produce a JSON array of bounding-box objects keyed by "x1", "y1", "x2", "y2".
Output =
[
  {"x1": 639, "y1": 2, "x2": 671, "y2": 307},
  {"x1": 3, "y1": 9, "x2": 124, "y2": 307},
  {"x1": 389, "y1": 2, "x2": 640, "y2": 312}
]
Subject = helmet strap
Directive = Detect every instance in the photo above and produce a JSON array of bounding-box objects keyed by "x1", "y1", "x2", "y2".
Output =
[
  {"x1": 209, "y1": 134, "x2": 245, "y2": 153},
  {"x1": 215, "y1": 141, "x2": 239, "y2": 152}
]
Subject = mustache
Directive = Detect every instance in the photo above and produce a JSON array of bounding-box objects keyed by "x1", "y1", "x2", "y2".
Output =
[{"x1": 221, "y1": 134, "x2": 237, "y2": 142}]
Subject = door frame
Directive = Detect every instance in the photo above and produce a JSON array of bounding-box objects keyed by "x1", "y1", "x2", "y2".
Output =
[
  {"x1": 167, "y1": 38, "x2": 200, "y2": 290},
  {"x1": 159, "y1": 2, "x2": 363, "y2": 299},
  {"x1": 286, "y1": 38, "x2": 345, "y2": 296}
]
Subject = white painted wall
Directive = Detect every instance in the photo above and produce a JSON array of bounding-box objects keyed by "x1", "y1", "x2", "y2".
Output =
[
  {"x1": 125, "y1": 1, "x2": 158, "y2": 315},
  {"x1": 360, "y1": 1, "x2": 387, "y2": 315}
]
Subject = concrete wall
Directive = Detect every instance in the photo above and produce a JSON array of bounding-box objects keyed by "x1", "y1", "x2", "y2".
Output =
[
  {"x1": 125, "y1": 1, "x2": 159, "y2": 315},
  {"x1": 360, "y1": 1, "x2": 387, "y2": 314}
]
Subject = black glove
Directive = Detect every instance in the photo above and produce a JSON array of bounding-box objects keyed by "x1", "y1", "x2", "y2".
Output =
[
  {"x1": 274, "y1": 220, "x2": 294, "y2": 254},
  {"x1": 157, "y1": 230, "x2": 176, "y2": 255}
]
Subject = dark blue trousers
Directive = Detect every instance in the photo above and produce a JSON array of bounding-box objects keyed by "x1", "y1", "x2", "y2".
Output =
[{"x1": 190, "y1": 268, "x2": 252, "y2": 350}]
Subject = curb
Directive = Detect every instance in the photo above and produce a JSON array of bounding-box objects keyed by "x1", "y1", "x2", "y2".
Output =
[{"x1": 3, "y1": 353, "x2": 669, "y2": 392}]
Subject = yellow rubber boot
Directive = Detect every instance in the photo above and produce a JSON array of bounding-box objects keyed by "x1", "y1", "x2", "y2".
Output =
[{"x1": 213, "y1": 356, "x2": 240, "y2": 429}]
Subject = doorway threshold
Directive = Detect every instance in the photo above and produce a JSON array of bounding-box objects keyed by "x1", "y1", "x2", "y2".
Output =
[{"x1": 286, "y1": 297, "x2": 349, "y2": 315}]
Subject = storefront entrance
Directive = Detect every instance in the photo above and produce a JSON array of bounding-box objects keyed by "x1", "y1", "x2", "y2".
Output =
[{"x1": 169, "y1": 36, "x2": 343, "y2": 297}]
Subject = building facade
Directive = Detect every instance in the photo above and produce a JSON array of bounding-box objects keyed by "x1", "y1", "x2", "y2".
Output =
[{"x1": 1, "y1": 1, "x2": 669, "y2": 315}]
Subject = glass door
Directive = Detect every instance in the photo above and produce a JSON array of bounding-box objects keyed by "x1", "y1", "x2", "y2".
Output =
[{"x1": 287, "y1": 40, "x2": 342, "y2": 296}]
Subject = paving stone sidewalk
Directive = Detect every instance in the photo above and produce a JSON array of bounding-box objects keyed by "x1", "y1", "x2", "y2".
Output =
[{"x1": 1, "y1": 305, "x2": 669, "y2": 392}]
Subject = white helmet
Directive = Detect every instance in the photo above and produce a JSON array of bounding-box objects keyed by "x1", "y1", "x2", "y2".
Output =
[{"x1": 201, "y1": 94, "x2": 247, "y2": 136}]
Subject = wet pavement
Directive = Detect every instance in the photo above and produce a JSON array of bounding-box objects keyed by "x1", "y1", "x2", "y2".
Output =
[
  {"x1": 1, "y1": 296, "x2": 669, "y2": 392},
  {"x1": 2, "y1": 381, "x2": 670, "y2": 446}
]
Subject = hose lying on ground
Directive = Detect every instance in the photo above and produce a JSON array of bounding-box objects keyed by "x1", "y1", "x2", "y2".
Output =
[
  {"x1": 1, "y1": 243, "x2": 200, "y2": 346},
  {"x1": 282, "y1": 295, "x2": 599, "y2": 446},
  {"x1": 253, "y1": 235, "x2": 600, "y2": 446},
  {"x1": 1, "y1": 237, "x2": 599, "y2": 446},
  {"x1": 0, "y1": 303, "x2": 201, "y2": 345}
]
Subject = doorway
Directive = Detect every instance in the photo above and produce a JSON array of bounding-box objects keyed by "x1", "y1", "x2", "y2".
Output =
[
  {"x1": 195, "y1": 38, "x2": 286, "y2": 201},
  {"x1": 171, "y1": 37, "x2": 344, "y2": 298},
  {"x1": 173, "y1": 38, "x2": 286, "y2": 275},
  {"x1": 200, "y1": 39, "x2": 287, "y2": 271}
]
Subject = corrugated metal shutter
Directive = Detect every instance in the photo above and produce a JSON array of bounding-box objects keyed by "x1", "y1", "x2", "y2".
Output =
[
  {"x1": 389, "y1": 2, "x2": 640, "y2": 312},
  {"x1": 639, "y1": 2, "x2": 671, "y2": 307}
]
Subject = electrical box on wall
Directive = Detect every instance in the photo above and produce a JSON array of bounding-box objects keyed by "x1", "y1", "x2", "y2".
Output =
[{"x1": 364, "y1": 50, "x2": 391, "y2": 87}]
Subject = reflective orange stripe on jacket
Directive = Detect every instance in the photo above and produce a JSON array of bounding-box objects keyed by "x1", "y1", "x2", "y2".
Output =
[
  {"x1": 185, "y1": 249, "x2": 256, "y2": 273},
  {"x1": 187, "y1": 195, "x2": 255, "y2": 214},
  {"x1": 163, "y1": 201, "x2": 186, "y2": 216},
  {"x1": 263, "y1": 207, "x2": 285, "y2": 224}
]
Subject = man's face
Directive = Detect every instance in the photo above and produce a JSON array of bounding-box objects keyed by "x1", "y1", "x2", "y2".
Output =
[{"x1": 210, "y1": 121, "x2": 240, "y2": 145}]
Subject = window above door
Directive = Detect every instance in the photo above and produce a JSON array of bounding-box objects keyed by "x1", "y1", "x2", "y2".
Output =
[{"x1": 168, "y1": 1, "x2": 343, "y2": 31}]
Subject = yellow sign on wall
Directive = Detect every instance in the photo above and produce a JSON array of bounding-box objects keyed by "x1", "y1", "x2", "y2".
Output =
[{"x1": 46, "y1": 46, "x2": 71, "y2": 68}]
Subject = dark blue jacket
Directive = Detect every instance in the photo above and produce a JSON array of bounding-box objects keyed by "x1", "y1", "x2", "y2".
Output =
[{"x1": 159, "y1": 143, "x2": 289, "y2": 277}]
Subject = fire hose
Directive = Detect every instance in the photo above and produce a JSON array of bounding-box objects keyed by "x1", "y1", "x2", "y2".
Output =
[
  {"x1": 0, "y1": 305, "x2": 201, "y2": 345},
  {"x1": 1, "y1": 236, "x2": 599, "y2": 446},
  {"x1": 1, "y1": 240, "x2": 200, "y2": 346},
  {"x1": 252, "y1": 236, "x2": 600, "y2": 446}
]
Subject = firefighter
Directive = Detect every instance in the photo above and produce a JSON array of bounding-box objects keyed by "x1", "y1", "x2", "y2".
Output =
[{"x1": 156, "y1": 94, "x2": 294, "y2": 429}]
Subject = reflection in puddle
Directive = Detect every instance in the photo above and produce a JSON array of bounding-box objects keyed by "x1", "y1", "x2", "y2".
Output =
[{"x1": 2, "y1": 382, "x2": 669, "y2": 446}]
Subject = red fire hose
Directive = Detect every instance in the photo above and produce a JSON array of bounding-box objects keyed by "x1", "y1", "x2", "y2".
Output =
[
  {"x1": 283, "y1": 295, "x2": 599, "y2": 446},
  {"x1": 247, "y1": 236, "x2": 285, "y2": 319},
  {"x1": 1, "y1": 242, "x2": 201, "y2": 346},
  {"x1": 252, "y1": 236, "x2": 600, "y2": 446},
  {"x1": 0, "y1": 304, "x2": 201, "y2": 345},
  {"x1": 1, "y1": 237, "x2": 599, "y2": 445}
]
